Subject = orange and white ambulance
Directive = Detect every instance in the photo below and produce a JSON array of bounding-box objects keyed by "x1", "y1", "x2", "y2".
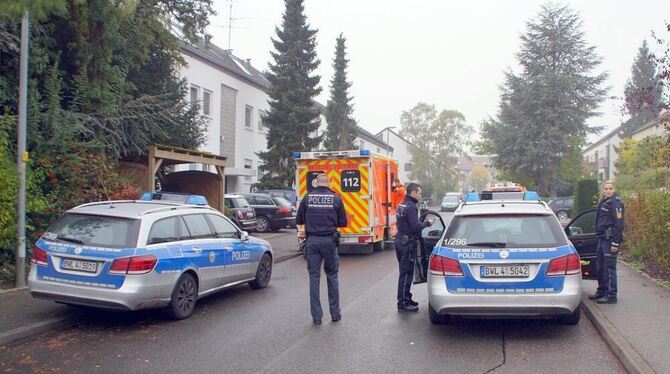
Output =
[{"x1": 293, "y1": 150, "x2": 405, "y2": 253}]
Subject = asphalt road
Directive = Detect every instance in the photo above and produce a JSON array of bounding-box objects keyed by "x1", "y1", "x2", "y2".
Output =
[{"x1": 0, "y1": 224, "x2": 623, "y2": 374}]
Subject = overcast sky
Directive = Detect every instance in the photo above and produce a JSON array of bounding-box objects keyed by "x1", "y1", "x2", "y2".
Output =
[{"x1": 207, "y1": 0, "x2": 670, "y2": 143}]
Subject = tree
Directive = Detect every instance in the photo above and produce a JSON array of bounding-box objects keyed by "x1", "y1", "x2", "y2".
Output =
[
  {"x1": 469, "y1": 164, "x2": 491, "y2": 192},
  {"x1": 257, "y1": 0, "x2": 321, "y2": 188},
  {"x1": 323, "y1": 33, "x2": 357, "y2": 151},
  {"x1": 478, "y1": 4, "x2": 607, "y2": 197},
  {"x1": 622, "y1": 40, "x2": 664, "y2": 136},
  {"x1": 400, "y1": 103, "x2": 473, "y2": 198}
]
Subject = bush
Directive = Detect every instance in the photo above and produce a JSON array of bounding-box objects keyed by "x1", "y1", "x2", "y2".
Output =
[
  {"x1": 574, "y1": 178, "x2": 599, "y2": 215},
  {"x1": 623, "y1": 191, "x2": 670, "y2": 273}
]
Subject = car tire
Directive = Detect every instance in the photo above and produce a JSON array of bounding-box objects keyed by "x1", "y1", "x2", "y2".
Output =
[
  {"x1": 556, "y1": 210, "x2": 569, "y2": 221},
  {"x1": 429, "y1": 303, "x2": 452, "y2": 324},
  {"x1": 256, "y1": 216, "x2": 271, "y2": 233},
  {"x1": 249, "y1": 253, "x2": 273, "y2": 289},
  {"x1": 166, "y1": 273, "x2": 198, "y2": 320},
  {"x1": 373, "y1": 241, "x2": 384, "y2": 252},
  {"x1": 558, "y1": 305, "x2": 581, "y2": 325}
]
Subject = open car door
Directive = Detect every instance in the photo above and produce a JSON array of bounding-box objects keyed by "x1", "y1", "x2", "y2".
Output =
[
  {"x1": 565, "y1": 209, "x2": 599, "y2": 280},
  {"x1": 414, "y1": 211, "x2": 446, "y2": 284}
]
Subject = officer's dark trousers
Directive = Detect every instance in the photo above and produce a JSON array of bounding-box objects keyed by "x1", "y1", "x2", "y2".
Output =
[
  {"x1": 305, "y1": 235, "x2": 340, "y2": 320},
  {"x1": 596, "y1": 238, "x2": 618, "y2": 299},
  {"x1": 395, "y1": 237, "x2": 415, "y2": 307}
]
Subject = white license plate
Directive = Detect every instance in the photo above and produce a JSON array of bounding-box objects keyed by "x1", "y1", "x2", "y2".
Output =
[
  {"x1": 61, "y1": 258, "x2": 98, "y2": 273},
  {"x1": 482, "y1": 265, "x2": 529, "y2": 278}
]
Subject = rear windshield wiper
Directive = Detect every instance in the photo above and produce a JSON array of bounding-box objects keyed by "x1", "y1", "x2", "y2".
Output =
[
  {"x1": 467, "y1": 242, "x2": 507, "y2": 248},
  {"x1": 56, "y1": 236, "x2": 84, "y2": 245}
]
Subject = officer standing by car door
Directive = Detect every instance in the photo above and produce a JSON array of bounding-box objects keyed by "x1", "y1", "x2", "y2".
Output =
[
  {"x1": 589, "y1": 180, "x2": 624, "y2": 304},
  {"x1": 296, "y1": 173, "x2": 348, "y2": 324},
  {"x1": 395, "y1": 183, "x2": 433, "y2": 312}
]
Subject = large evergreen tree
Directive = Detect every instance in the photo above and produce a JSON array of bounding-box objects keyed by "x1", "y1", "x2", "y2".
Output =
[
  {"x1": 323, "y1": 33, "x2": 357, "y2": 151},
  {"x1": 622, "y1": 40, "x2": 664, "y2": 136},
  {"x1": 258, "y1": 0, "x2": 321, "y2": 188},
  {"x1": 478, "y1": 4, "x2": 607, "y2": 197}
]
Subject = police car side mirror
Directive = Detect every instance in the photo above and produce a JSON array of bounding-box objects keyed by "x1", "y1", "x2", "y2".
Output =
[{"x1": 241, "y1": 231, "x2": 249, "y2": 242}]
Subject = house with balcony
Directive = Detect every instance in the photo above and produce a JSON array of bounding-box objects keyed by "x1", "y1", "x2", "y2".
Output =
[{"x1": 582, "y1": 126, "x2": 622, "y2": 182}]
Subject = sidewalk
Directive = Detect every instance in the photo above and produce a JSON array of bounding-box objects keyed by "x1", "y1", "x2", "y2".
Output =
[
  {"x1": 0, "y1": 239, "x2": 300, "y2": 347},
  {"x1": 582, "y1": 261, "x2": 670, "y2": 374}
]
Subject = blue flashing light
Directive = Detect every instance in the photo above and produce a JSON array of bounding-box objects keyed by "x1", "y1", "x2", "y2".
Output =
[
  {"x1": 139, "y1": 192, "x2": 209, "y2": 205},
  {"x1": 185, "y1": 195, "x2": 209, "y2": 205},
  {"x1": 523, "y1": 191, "x2": 540, "y2": 201},
  {"x1": 360, "y1": 149, "x2": 370, "y2": 156},
  {"x1": 292, "y1": 151, "x2": 301, "y2": 158},
  {"x1": 140, "y1": 192, "x2": 153, "y2": 201},
  {"x1": 464, "y1": 192, "x2": 480, "y2": 202}
]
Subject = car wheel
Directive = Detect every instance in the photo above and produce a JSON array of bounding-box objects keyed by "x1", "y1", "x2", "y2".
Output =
[
  {"x1": 557, "y1": 210, "x2": 569, "y2": 220},
  {"x1": 249, "y1": 253, "x2": 273, "y2": 289},
  {"x1": 256, "y1": 216, "x2": 271, "y2": 233},
  {"x1": 373, "y1": 241, "x2": 384, "y2": 252},
  {"x1": 429, "y1": 303, "x2": 452, "y2": 324},
  {"x1": 558, "y1": 305, "x2": 581, "y2": 325},
  {"x1": 166, "y1": 273, "x2": 198, "y2": 320}
]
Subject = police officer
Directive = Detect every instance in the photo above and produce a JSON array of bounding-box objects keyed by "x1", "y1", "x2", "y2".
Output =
[
  {"x1": 296, "y1": 173, "x2": 348, "y2": 324},
  {"x1": 589, "y1": 180, "x2": 624, "y2": 304},
  {"x1": 395, "y1": 183, "x2": 434, "y2": 312}
]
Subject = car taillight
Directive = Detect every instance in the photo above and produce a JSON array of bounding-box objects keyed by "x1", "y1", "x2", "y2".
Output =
[
  {"x1": 30, "y1": 246, "x2": 48, "y2": 266},
  {"x1": 546, "y1": 253, "x2": 581, "y2": 276},
  {"x1": 278, "y1": 206, "x2": 291, "y2": 216},
  {"x1": 237, "y1": 210, "x2": 245, "y2": 220},
  {"x1": 429, "y1": 255, "x2": 463, "y2": 276},
  {"x1": 358, "y1": 236, "x2": 371, "y2": 244},
  {"x1": 109, "y1": 256, "x2": 157, "y2": 275}
]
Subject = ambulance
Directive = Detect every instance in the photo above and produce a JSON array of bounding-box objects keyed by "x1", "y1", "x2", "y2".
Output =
[{"x1": 293, "y1": 150, "x2": 404, "y2": 254}]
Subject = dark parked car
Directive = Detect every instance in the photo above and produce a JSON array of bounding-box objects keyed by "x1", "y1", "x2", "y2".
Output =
[
  {"x1": 255, "y1": 189, "x2": 298, "y2": 207},
  {"x1": 224, "y1": 194, "x2": 258, "y2": 231},
  {"x1": 241, "y1": 193, "x2": 296, "y2": 233},
  {"x1": 548, "y1": 197, "x2": 573, "y2": 220}
]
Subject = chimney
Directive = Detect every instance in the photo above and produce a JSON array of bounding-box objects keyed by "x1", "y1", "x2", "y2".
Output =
[{"x1": 246, "y1": 59, "x2": 252, "y2": 68}]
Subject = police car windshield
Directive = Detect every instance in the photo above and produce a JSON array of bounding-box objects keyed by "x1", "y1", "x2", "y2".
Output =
[
  {"x1": 46, "y1": 213, "x2": 140, "y2": 248},
  {"x1": 443, "y1": 214, "x2": 568, "y2": 249}
]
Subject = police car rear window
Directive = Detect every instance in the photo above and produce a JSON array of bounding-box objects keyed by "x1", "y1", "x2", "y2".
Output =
[
  {"x1": 46, "y1": 213, "x2": 140, "y2": 248},
  {"x1": 443, "y1": 214, "x2": 567, "y2": 249}
]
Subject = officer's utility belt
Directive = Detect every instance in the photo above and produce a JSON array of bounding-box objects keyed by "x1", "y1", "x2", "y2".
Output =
[
  {"x1": 398, "y1": 234, "x2": 417, "y2": 246},
  {"x1": 307, "y1": 232, "x2": 341, "y2": 245},
  {"x1": 597, "y1": 228, "x2": 613, "y2": 240}
]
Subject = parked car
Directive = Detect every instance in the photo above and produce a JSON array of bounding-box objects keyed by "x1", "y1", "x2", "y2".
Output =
[
  {"x1": 440, "y1": 193, "x2": 462, "y2": 211},
  {"x1": 28, "y1": 192, "x2": 273, "y2": 320},
  {"x1": 240, "y1": 193, "x2": 296, "y2": 233},
  {"x1": 415, "y1": 191, "x2": 583, "y2": 325},
  {"x1": 255, "y1": 189, "x2": 298, "y2": 207},
  {"x1": 224, "y1": 194, "x2": 258, "y2": 231},
  {"x1": 548, "y1": 197, "x2": 573, "y2": 220}
]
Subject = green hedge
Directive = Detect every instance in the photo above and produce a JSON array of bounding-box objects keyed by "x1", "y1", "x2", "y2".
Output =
[
  {"x1": 623, "y1": 191, "x2": 670, "y2": 273},
  {"x1": 574, "y1": 179, "x2": 599, "y2": 215}
]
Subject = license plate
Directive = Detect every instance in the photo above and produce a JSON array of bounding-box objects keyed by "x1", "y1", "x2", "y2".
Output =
[
  {"x1": 481, "y1": 265, "x2": 529, "y2": 278},
  {"x1": 61, "y1": 258, "x2": 98, "y2": 273}
]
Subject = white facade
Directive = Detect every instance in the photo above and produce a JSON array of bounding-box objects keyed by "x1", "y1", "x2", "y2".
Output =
[
  {"x1": 631, "y1": 110, "x2": 670, "y2": 141},
  {"x1": 582, "y1": 128, "x2": 621, "y2": 183},
  {"x1": 376, "y1": 127, "x2": 414, "y2": 184},
  {"x1": 179, "y1": 45, "x2": 270, "y2": 193}
]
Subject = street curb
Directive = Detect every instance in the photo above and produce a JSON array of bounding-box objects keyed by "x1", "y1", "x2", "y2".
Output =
[
  {"x1": 0, "y1": 286, "x2": 28, "y2": 295},
  {"x1": 0, "y1": 315, "x2": 79, "y2": 347},
  {"x1": 619, "y1": 259, "x2": 670, "y2": 291},
  {"x1": 581, "y1": 296, "x2": 655, "y2": 374}
]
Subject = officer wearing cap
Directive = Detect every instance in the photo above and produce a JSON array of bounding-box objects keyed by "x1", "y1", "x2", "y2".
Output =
[
  {"x1": 296, "y1": 173, "x2": 348, "y2": 324},
  {"x1": 395, "y1": 182, "x2": 433, "y2": 312},
  {"x1": 589, "y1": 180, "x2": 624, "y2": 304}
]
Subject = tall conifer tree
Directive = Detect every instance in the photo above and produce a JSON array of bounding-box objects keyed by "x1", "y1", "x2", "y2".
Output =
[
  {"x1": 258, "y1": 0, "x2": 321, "y2": 188},
  {"x1": 324, "y1": 34, "x2": 357, "y2": 151},
  {"x1": 622, "y1": 40, "x2": 664, "y2": 136}
]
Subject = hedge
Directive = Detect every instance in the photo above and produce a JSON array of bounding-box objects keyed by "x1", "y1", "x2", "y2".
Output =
[
  {"x1": 622, "y1": 191, "x2": 670, "y2": 274},
  {"x1": 574, "y1": 178, "x2": 599, "y2": 215}
]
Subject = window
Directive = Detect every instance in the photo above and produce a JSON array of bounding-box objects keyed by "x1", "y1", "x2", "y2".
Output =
[
  {"x1": 245, "y1": 105, "x2": 253, "y2": 128},
  {"x1": 206, "y1": 214, "x2": 239, "y2": 239},
  {"x1": 148, "y1": 217, "x2": 179, "y2": 245},
  {"x1": 404, "y1": 163, "x2": 413, "y2": 172},
  {"x1": 190, "y1": 86, "x2": 199, "y2": 108},
  {"x1": 258, "y1": 110, "x2": 266, "y2": 132},
  {"x1": 203, "y1": 90, "x2": 211, "y2": 116},
  {"x1": 49, "y1": 213, "x2": 140, "y2": 248},
  {"x1": 568, "y1": 210, "x2": 596, "y2": 236},
  {"x1": 177, "y1": 217, "x2": 191, "y2": 241},
  {"x1": 255, "y1": 197, "x2": 274, "y2": 206},
  {"x1": 244, "y1": 159, "x2": 252, "y2": 169},
  {"x1": 182, "y1": 214, "x2": 214, "y2": 239}
]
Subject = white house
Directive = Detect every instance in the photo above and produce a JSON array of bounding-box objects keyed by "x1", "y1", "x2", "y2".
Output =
[
  {"x1": 582, "y1": 126, "x2": 621, "y2": 182},
  {"x1": 376, "y1": 127, "x2": 414, "y2": 184},
  {"x1": 179, "y1": 41, "x2": 271, "y2": 193},
  {"x1": 631, "y1": 110, "x2": 670, "y2": 141}
]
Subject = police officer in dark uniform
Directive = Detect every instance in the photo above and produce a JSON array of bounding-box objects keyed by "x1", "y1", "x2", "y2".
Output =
[
  {"x1": 296, "y1": 173, "x2": 348, "y2": 324},
  {"x1": 589, "y1": 180, "x2": 624, "y2": 304},
  {"x1": 395, "y1": 183, "x2": 434, "y2": 312}
]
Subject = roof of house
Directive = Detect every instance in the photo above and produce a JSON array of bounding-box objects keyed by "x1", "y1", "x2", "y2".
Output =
[
  {"x1": 357, "y1": 126, "x2": 393, "y2": 150},
  {"x1": 631, "y1": 110, "x2": 670, "y2": 137},
  {"x1": 180, "y1": 40, "x2": 270, "y2": 89},
  {"x1": 583, "y1": 125, "x2": 622, "y2": 153},
  {"x1": 375, "y1": 127, "x2": 413, "y2": 146}
]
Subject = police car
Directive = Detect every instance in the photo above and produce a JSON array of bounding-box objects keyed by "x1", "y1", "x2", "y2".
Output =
[
  {"x1": 414, "y1": 191, "x2": 583, "y2": 325},
  {"x1": 28, "y1": 193, "x2": 273, "y2": 320}
]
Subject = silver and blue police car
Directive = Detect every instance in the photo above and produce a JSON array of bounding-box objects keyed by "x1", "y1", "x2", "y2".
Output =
[
  {"x1": 28, "y1": 193, "x2": 273, "y2": 319},
  {"x1": 419, "y1": 191, "x2": 582, "y2": 325}
]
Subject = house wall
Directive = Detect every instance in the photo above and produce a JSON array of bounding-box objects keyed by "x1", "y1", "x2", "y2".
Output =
[{"x1": 376, "y1": 129, "x2": 414, "y2": 184}]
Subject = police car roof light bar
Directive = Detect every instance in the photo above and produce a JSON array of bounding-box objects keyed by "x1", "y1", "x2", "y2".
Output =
[
  {"x1": 463, "y1": 191, "x2": 541, "y2": 204},
  {"x1": 140, "y1": 192, "x2": 209, "y2": 206}
]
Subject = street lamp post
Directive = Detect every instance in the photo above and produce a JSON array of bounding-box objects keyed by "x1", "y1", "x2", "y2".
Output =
[{"x1": 15, "y1": 9, "x2": 30, "y2": 288}]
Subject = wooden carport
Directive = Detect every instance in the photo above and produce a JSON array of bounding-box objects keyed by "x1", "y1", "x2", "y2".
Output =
[{"x1": 147, "y1": 144, "x2": 227, "y2": 210}]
